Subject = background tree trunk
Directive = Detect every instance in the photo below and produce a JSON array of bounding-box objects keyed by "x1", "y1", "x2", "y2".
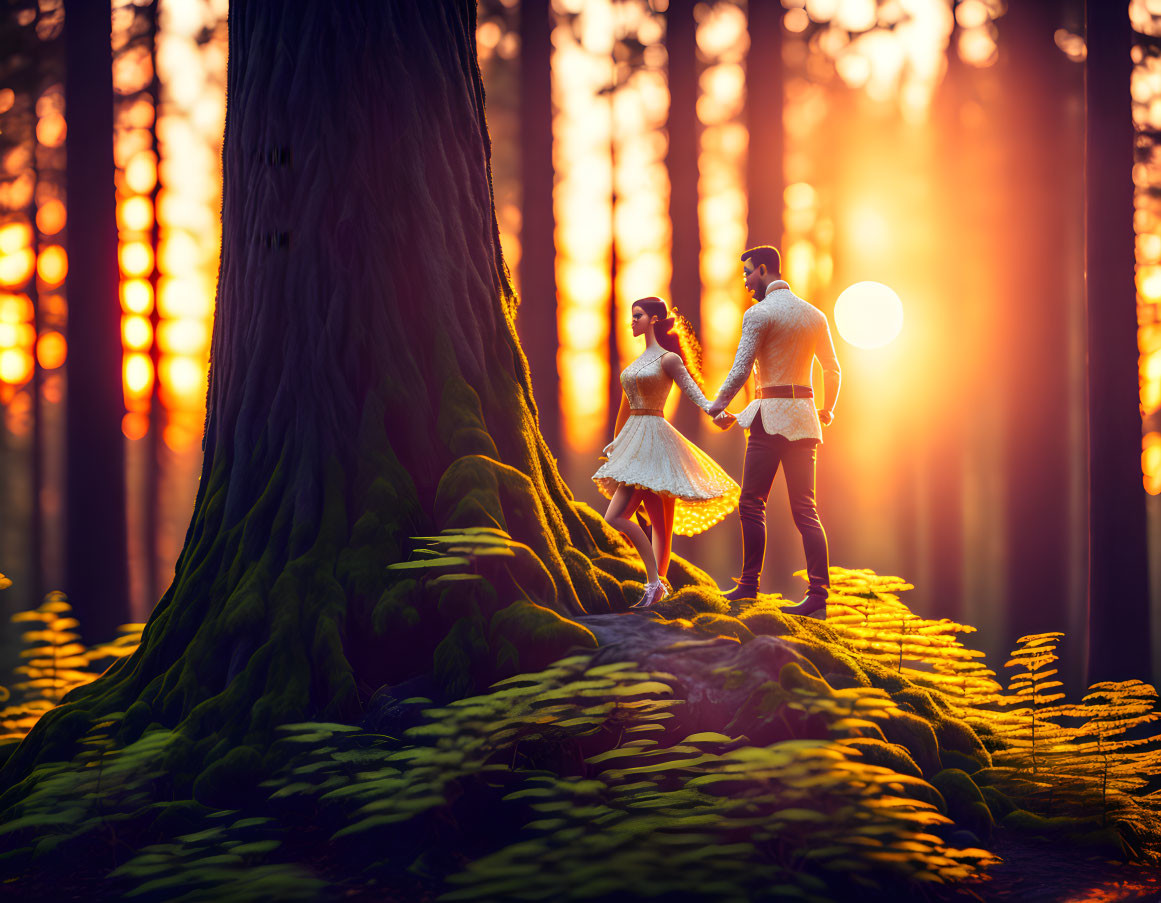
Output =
[
  {"x1": 3, "y1": 0, "x2": 663, "y2": 792},
  {"x1": 666, "y1": 0, "x2": 701, "y2": 440},
  {"x1": 1085, "y1": 0, "x2": 1152, "y2": 682},
  {"x1": 63, "y1": 0, "x2": 130, "y2": 645},
  {"x1": 516, "y1": 0, "x2": 560, "y2": 456},
  {"x1": 745, "y1": 1, "x2": 782, "y2": 251},
  {"x1": 996, "y1": 0, "x2": 1084, "y2": 676}
]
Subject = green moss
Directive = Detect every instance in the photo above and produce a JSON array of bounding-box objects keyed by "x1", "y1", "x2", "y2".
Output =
[
  {"x1": 980, "y1": 785, "x2": 1016, "y2": 821},
  {"x1": 593, "y1": 568, "x2": 626, "y2": 612},
  {"x1": 118, "y1": 700, "x2": 153, "y2": 747},
  {"x1": 933, "y1": 715, "x2": 990, "y2": 769},
  {"x1": 932, "y1": 768, "x2": 992, "y2": 840},
  {"x1": 488, "y1": 600, "x2": 597, "y2": 676},
  {"x1": 567, "y1": 500, "x2": 623, "y2": 555},
  {"x1": 670, "y1": 586, "x2": 729, "y2": 614},
  {"x1": 880, "y1": 710, "x2": 942, "y2": 777},
  {"x1": 435, "y1": 574, "x2": 497, "y2": 624},
  {"x1": 843, "y1": 738, "x2": 922, "y2": 778},
  {"x1": 438, "y1": 378, "x2": 501, "y2": 459},
  {"x1": 737, "y1": 609, "x2": 794, "y2": 639},
  {"x1": 35, "y1": 708, "x2": 93, "y2": 765},
  {"x1": 434, "y1": 456, "x2": 507, "y2": 531},
  {"x1": 149, "y1": 799, "x2": 213, "y2": 837},
  {"x1": 562, "y1": 547, "x2": 613, "y2": 615},
  {"x1": 691, "y1": 613, "x2": 754, "y2": 644},
  {"x1": 590, "y1": 553, "x2": 646, "y2": 585},
  {"x1": 1002, "y1": 810, "x2": 1125, "y2": 857},
  {"x1": 192, "y1": 745, "x2": 264, "y2": 809},
  {"x1": 220, "y1": 563, "x2": 270, "y2": 639},
  {"x1": 778, "y1": 661, "x2": 829, "y2": 695},
  {"x1": 861, "y1": 660, "x2": 911, "y2": 695},
  {"x1": 940, "y1": 749, "x2": 985, "y2": 775},
  {"x1": 373, "y1": 579, "x2": 424, "y2": 638},
  {"x1": 433, "y1": 615, "x2": 492, "y2": 698},
  {"x1": 781, "y1": 636, "x2": 871, "y2": 689}
]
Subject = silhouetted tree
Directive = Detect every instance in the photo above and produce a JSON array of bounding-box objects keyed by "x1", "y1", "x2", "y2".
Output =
[
  {"x1": 64, "y1": 0, "x2": 130, "y2": 644},
  {"x1": 996, "y1": 0, "x2": 1084, "y2": 666},
  {"x1": 667, "y1": 0, "x2": 701, "y2": 439},
  {"x1": 1085, "y1": 0, "x2": 1151, "y2": 682},
  {"x1": 745, "y1": 0, "x2": 782, "y2": 250},
  {"x1": 517, "y1": 0, "x2": 560, "y2": 454}
]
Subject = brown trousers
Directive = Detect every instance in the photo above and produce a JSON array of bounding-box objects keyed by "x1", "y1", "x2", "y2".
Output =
[{"x1": 739, "y1": 419, "x2": 830, "y2": 598}]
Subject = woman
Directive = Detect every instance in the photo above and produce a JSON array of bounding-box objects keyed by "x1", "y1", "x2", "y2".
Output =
[{"x1": 594, "y1": 297, "x2": 740, "y2": 608}]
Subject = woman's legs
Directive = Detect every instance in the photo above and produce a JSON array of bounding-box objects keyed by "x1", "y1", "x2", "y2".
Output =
[
  {"x1": 604, "y1": 485, "x2": 659, "y2": 584},
  {"x1": 641, "y1": 492, "x2": 675, "y2": 579}
]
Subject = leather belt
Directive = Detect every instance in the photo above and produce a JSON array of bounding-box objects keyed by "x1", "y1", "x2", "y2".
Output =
[
  {"x1": 629, "y1": 408, "x2": 664, "y2": 417},
  {"x1": 757, "y1": 384, "x2": 813, "y2": 399}
]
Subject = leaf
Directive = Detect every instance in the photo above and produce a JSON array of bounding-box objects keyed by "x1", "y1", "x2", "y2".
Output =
[
  {"x1": 388, "y1": 557, "x2": 470, "y2": 571},
  {"x1": 681, "y1": 732, "x2": 736, "y2": 746},
  {"x1": 232, "y1": 839, "x2": 282, "y2": 856}
]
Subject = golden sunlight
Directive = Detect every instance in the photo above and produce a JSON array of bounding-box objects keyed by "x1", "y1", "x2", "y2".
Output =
[{"x1": 833, "y1": 280, "x2": 903, "y2": 349}]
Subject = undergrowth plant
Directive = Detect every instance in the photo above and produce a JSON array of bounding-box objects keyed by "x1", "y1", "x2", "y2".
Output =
[
  {"x1": 801, "y1": 572, "x2": 1161, "y2": 855},
  {"x1": 811, "y1": 568, "x2": 1003, "y2": 715},
  {"x1": 0, "y1": 584, "x2": 144, "y2": 745},
  {"x1": 993, "y1": 632, "x2": 1069, "y2": 773},
  {"x1": 92, "y1": 654, "x2": 997, "y2": 901},
  {"x1": 3, "y1": 562, "x2": 1161, "y2": 897}
]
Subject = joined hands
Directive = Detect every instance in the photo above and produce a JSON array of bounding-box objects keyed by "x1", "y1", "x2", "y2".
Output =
[{"x1": 711, "y1": 409, "x2": 736, "y2": 431}]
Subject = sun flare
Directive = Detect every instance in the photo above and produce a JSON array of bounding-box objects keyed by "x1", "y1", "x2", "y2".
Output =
[{"x1": 834, "y1": 281, "x2": 904, "y2": 349}]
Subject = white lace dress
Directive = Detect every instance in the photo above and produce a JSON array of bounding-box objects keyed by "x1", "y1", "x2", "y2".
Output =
[{"x1": 593, "y1": 348, "x2": 740, "y2": 536}]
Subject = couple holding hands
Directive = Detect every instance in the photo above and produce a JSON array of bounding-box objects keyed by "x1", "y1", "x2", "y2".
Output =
[{"x1": 593, "y1": 245, "x2": 841, "y2": 616}]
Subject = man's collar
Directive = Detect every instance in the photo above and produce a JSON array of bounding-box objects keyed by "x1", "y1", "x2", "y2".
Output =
[{"x1": 764, "y1": 280, "x2": 790, "y2": 297}]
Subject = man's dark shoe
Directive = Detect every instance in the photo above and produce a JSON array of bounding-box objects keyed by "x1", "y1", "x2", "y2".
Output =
[
  {"x1": 781, "y1": 594, "x2": 827, "y2": 619},
  {"x1": 720, "y1": 579, "x2": 759, "y2": 603}
]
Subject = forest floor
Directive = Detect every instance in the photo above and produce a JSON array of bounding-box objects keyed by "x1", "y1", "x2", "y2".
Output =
[
  {"x1": 953, "y1": 829, "x2": 1161, "y2": 902},
  {"x1": 3, "y1": 831, "x2": 1161, "y2": 903},
  {"x1": 3, "y1": 576, "x2": 1161, "y2": 902}
]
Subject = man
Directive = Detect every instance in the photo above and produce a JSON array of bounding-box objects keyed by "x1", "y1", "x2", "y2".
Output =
[{"x1": 706, "y1": 246, "x2": 841, "y2": 617}]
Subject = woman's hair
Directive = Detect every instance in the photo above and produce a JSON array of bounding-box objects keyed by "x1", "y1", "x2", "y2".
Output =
[{"x1": 633, "y1": 296, "x2": 706, "y2": 390}]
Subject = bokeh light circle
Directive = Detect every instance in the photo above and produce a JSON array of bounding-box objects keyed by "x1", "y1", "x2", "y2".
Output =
[{"x1": 834, "y1": 281, "x2": 904, "y2": 349}]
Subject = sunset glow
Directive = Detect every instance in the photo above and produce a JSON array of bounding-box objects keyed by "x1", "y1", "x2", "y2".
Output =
[
  {"x1": 697, "y1": 1, "x2": 748, "y2": 390},
  {"x1": 834, "y1": 281, "x2": 904, "y2": 349},
  {"x1": 552, "y1": 0, "x2": 615, "y2": 452},
  {"x1": 1132, "y1": 0, "x2": 1161, "y2": 494}
]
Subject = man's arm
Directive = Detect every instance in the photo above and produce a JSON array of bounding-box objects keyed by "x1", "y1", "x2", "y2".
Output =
[
  {"x1": 707, "y1": 308, "x2": 761, "y2": 416},
  {"x1": 817, "y1": 316, "x2": 841, "y2": 425}
]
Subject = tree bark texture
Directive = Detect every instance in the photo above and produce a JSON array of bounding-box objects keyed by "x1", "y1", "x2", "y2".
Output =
[
  {"x1": 3, "y1": 0, "x2": 662, "y2": 793},
  {"x1": 63, "y1": 0, "x2": 130, "y2": 645}
]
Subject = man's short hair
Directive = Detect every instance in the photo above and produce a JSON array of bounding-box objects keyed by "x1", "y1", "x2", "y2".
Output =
[{"x1": 741, "y1": 245, "x2": 781, "y2": 276}]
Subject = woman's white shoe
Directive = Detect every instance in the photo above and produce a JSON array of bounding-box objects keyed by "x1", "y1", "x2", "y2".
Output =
[{"x1": 631, "y1": 580, "x2": 668, "y2": 609}]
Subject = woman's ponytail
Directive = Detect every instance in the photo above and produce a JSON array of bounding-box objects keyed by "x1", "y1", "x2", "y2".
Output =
[{"x1": 634, "y1": 297, "x2": 707, "y2": 390}]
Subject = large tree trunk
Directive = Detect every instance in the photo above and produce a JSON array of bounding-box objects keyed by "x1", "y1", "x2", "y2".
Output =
[
  {"x1": 3, "y1": 0, "x2": 646, "y2": 791},
  {"x1": 63, "y1": 0, "x2": 130, "y2": 645}
]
